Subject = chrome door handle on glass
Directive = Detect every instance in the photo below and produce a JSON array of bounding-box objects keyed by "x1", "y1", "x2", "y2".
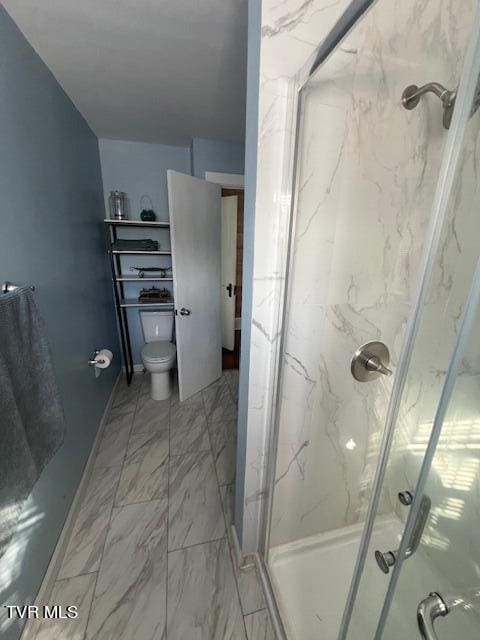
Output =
[
  {"x1": 375, "y1": 550, "x2": 397, "y2": 574},
  {"x1": 180, "y1": 308, "x2": 191, "y2": 316},
  {"x1": 375, "y1": 494, "x2": 431, "y2": 574},
  {"x1": 398, "y1": 490, "x2": 414, "y2": 506},
  {"x1": 351, "y1": 341, "x2": 393, "y2": 382},
  {"x1": 417, "y1": 592, "x2": 448, "y2": 640}
]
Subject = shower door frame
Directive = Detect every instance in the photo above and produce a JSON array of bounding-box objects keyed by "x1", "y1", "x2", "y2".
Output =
[
  {"x1": 258, "y1": 0, "x2": 379, "y2": 563},
  {"x1": 254, "y1": 2, "x2": 387, "y2": 635},
  {"x1": 254, "y1": 0, "x2": 480, "y2": 638}
]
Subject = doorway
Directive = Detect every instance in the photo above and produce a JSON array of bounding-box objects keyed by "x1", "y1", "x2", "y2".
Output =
[{"x1": 221, "y1": 187, "x2": 244, "y2": 370}]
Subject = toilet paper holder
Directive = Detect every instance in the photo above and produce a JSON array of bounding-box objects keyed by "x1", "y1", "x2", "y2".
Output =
[
  {"x1": 88, "y1": 349, "x2": 101, "y2": 366},
  {"x1": 88, "y1": 348, "x2": 113, "y2": 379},
  {"x1": 88, "y1": 348, "x2": 113, "y2": 369}
]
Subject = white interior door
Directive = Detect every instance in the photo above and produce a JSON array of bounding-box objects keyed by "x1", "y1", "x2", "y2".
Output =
[
  {"x1": 221, "y1": 195, "x2": 237, "y2": 351},
  {"x1": 167, "y1": 170, "x2": 222, "y2": 401}
]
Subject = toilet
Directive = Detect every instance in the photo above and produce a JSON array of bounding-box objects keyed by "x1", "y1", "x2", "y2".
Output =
[{"x1": 139, "y1": 310, "x2": 176, "y2": 401}]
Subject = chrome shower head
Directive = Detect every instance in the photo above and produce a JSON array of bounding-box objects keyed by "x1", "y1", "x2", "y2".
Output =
[{"x1": 402, "y1": 82, "x2": 457, "y2": 129}]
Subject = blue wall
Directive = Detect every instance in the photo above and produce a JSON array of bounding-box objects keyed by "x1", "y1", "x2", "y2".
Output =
[
  {"x1": 99, "y1": 139, "x2": 192, "y2": 220},
  {"x1": 99, "y1": 139, "x2": 192, "y2": 364},
  {"x1": 191, "y1": 137, "x2": 245, "y2": 178},
  {"x1": 235, "y1": 0, "x2": 261, "y2": 545},
  {"x1": 0, "y1": 8, "x2": 119, "y2": 638}
]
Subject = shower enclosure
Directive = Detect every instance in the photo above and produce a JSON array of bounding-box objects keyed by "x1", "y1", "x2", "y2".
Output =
[{"x1": 258, "y1": 1, "x2": 480, "y2": 638}]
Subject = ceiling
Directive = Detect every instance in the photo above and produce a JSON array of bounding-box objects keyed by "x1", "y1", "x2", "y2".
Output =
[{"x1": 3, "y1": 0, "x2": 247, "y2": 146}]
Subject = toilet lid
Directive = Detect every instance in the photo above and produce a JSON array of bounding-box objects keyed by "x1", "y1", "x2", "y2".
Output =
[{"x1": 142, "y1": 341, "x2": 176, "y2": 363}]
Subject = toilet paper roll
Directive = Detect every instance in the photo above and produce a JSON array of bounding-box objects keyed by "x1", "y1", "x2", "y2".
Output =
[{"x1": 94, "y1": 349, "x2": 113, "y2": 369}]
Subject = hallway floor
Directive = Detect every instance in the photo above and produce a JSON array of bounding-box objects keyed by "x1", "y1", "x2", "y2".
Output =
[{"x1": 26, "y1": 371, "x2": 274, "y2": 640}]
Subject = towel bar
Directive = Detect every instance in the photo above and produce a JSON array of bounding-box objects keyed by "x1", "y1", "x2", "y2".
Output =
[{"x1": 1, "y1": 281, "x2": 35, "y2": 294}]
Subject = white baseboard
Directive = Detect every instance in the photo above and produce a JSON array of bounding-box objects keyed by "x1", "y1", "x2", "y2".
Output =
[
  {"x1": 123, "y1": 364, "x2": 145, "y2": 373},
  {"x1": 21, "y1": 371, "x2": 122, "y2": 640}
]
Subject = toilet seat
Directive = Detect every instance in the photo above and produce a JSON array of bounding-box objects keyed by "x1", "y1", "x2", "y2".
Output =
[{"x1": 141, "y1": 341, "x2": 176, "y2": 364}]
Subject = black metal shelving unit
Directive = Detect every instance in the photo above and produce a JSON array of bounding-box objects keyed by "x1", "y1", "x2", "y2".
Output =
[{"x1": 104, "y1": 219, "x2": 174, "y2": 384}]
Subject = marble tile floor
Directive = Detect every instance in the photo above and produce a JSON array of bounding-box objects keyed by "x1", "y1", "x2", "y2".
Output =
[{"x1": 25, "y1": 370, "x2": 274, "y2": 640}]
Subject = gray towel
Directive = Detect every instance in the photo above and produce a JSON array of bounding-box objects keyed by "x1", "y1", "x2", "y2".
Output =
[{"x1": 0, "y1": 287, "x2": 65, "y2": 558}]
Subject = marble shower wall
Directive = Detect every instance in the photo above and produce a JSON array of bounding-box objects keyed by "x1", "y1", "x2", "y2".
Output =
[{"x1": 263, "y1": 0, "x2": 477, "y2": 548}]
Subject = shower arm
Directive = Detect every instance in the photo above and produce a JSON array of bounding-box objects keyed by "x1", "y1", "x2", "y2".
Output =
[
  {"x1": 402, "y1": 82, "x2": 457, "y2": 129},
  {"x1": 402, "y1": 82, "x2": 455, "y2": 107}
]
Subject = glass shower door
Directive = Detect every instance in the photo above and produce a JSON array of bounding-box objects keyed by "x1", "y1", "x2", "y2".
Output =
[
  {"x1": 342, "y1": 9, "x2": 480, "y2": 637},
  {"x1": 377, "y1": 262, "x2": 480, "y2": 639},
  {"x1": 265, "y1": 18, "x2": 432, "y2": 635}
]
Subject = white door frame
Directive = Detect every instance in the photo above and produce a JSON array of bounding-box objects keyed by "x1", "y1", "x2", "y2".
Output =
[
  {"x1": 206, "y1": 172, "x2": 244, "y2": 332},
  {"x1": 205, "y1": 172, "x2": 245, "y2": 189}
]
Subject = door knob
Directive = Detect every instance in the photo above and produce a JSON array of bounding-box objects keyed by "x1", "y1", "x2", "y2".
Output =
[
  {"x1": 351, "y1": 341, "x2": 393, "y2": 382},
  {"x1": 417, "y1": 592, "x2": 448, "y2": 639},
  {"x1": 226, "y1": 283, "x2": 234, "y2": 297},
  {"x1": 180, "y1": 308, "x2": 191, "y2": 316}
]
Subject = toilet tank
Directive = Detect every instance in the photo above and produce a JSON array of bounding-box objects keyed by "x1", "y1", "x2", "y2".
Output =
[{"x1": 139, "y1": 310, "x2": 174, "y2": 342}]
